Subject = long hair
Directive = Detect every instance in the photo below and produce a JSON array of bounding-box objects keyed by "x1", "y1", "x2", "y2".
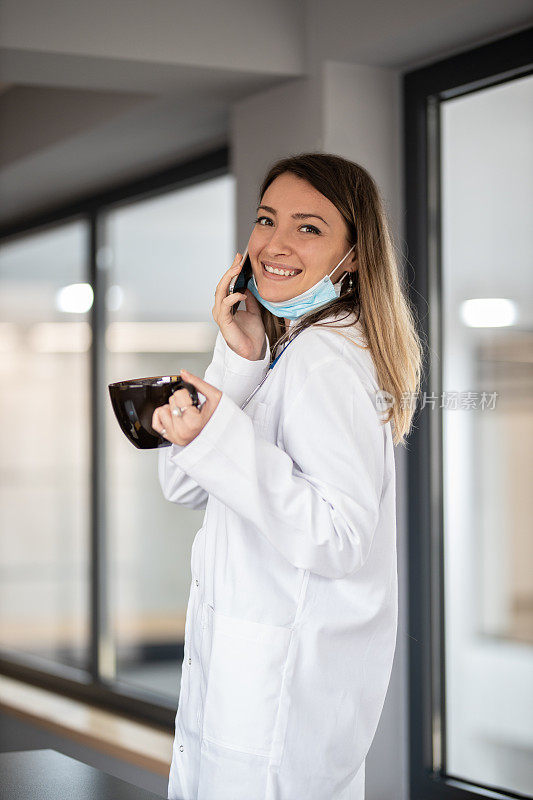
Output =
[{"x1": 254, "y1": 152, "x2": 425, "y2": 447}]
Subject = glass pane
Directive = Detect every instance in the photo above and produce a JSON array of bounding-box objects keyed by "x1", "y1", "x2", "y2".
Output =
[
  {"x1": 442, "y1": 75, "x2": 533, "y2": 794},
  {"x1": 105, "y1": 174, "x2": 235, "y2": 699},
  {"x1": 0, "y1": 221, "x2": 91, "y2": 671}
]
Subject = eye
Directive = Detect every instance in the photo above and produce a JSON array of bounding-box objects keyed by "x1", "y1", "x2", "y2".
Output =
[{"x1": 253, "y1": 217, "x2": 321, "y2": 235}]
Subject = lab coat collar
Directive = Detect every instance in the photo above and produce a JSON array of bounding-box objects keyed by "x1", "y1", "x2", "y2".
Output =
[{"x1": 288, "y1": 308, "x2": 362, "y2": 330}]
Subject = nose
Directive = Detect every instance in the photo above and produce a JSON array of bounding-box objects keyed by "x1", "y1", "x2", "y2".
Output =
[{"x1": 260, "y1": 223, "x2": 293, "y2": 257}]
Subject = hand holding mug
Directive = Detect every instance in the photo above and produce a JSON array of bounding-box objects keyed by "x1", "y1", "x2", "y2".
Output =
[{"x1": 151, "y1": 369, "x2": 222, "y2": 447}]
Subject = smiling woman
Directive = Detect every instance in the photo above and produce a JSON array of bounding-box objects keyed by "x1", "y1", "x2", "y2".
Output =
[
  {"x1": 240, "y1": 154, "x2": 422, "y2": 443},
  {"x1": 248, "y1": 172, "x2": 356, "y2": 299},
  {"x1": 248, "y1": 238, "x2": 356, "y2": 330},
  {"x1": 157, "y1": 152, "x2": 423, "y2": 800}
]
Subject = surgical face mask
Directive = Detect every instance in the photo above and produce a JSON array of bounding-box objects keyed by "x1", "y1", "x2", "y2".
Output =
[{"x1": 247, "y1": 244, "x2": 356, "y2": 320}]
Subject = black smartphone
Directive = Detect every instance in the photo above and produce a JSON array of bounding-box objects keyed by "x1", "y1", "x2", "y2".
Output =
[{"x1": 228, "y1": 247, "x2": 253, "y2": 315}]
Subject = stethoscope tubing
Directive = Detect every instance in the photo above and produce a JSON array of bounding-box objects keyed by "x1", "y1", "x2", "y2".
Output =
[{"x1": 239, "y1": 330, "x2": 302, "y2": 411}]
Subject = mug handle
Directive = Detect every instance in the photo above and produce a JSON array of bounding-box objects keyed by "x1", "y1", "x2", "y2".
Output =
[{"x1": 169, "y1": 377, "x2": 201, "y2": 408}]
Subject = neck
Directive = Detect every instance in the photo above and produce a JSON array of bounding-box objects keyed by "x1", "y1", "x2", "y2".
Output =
[{"x1": 283, "y1": 318, "x2": 291, "y2": 333}]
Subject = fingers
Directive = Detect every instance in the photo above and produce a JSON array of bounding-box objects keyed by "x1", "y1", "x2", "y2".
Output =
[
  {"x1": 179, "y1": 369, "x2": 215, "y2": 399},
  {"x1": 152, "y1": 406, "x2": 167, "y2": 437},
  {"x1": 156, "y1": 405, "x2": 173, "y2": 439},
  {"x1": 153, "y1": 399, "x2": 191, "y2": 432},
  {"x1": 212, "y1": 252, "x2": 245, "y2": 324},
  {"x1": 214, "y1": 253, "x2": 241, "y2": 303},
  {"x1": 169, "y1": 386, "x2": 194, "y2": 413},
  {"x1": 241, "y1": 287, "x2": 261, "y2": 317},
  {"x1": 220, "y1": 291, "x2": 246, "y2": 313},
  {"x1": 152, "y1": 373, "x2": 222, "y2": 446},
  {"x1": 154, "y1": 402, "x2": 200, "y2": 444},
  {"x1": 179, "y1": 370, "x2": 221, "y2": 414}
]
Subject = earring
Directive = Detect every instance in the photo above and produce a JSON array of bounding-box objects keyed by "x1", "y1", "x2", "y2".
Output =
[{"x1": 348, "y1": 271, "x2": 354, "y2": 291}]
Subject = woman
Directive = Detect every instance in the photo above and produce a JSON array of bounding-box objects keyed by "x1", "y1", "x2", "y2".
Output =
[{"x1": 153, "y1": 153, "x2": 423, "y2": 800}]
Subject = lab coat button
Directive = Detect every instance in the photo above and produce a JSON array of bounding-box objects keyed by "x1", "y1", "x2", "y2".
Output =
[
  {"x1": 188, "y1": 657, "x2": 192, "y2": 665},
  {"x1": 195, "y1": 579, "x2": 199, "y2": 587},
  {"x1": 179, "y1": 745, "x2": 184, "y2": 752}
]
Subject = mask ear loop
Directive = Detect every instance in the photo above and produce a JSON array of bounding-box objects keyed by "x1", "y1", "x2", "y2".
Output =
[
  {"x1": 327, "y1": 243, "x2": 356, "y2": 282},
  {"x1": 329, "y1": 244, "x2": 356, "y2": 301}
]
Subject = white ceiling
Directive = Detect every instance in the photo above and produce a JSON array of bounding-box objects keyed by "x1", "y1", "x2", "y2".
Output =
[{"x1": 0, "y1": 0, "x2": 530, "y2": 228}]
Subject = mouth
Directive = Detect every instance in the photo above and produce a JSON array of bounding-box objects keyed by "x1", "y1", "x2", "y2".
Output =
[{"x1": 261, "y1": 261, "x2": 303, "y2": 281}]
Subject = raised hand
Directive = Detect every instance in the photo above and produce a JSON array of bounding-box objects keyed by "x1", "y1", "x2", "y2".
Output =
[{"x1": 212, "y1": 253, "x2": 267, "y2": 361}]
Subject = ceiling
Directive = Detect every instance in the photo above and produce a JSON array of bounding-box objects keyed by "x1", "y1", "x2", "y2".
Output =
[{"x1": 0, "y1": 0, "x2": 531, "y2": 229}]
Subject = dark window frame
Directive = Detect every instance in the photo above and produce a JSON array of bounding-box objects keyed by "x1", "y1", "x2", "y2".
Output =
[
  {"x1": 404, "y1": 27, "x2": 532, "y2": 800},
  {"x1": 0, "y1": 146, "x2": 229, "y2": 729}
]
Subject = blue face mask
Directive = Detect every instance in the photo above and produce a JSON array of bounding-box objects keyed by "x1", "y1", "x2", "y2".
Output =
[{"x1": 246, "y1": 244, "x2": 356, "y2": 320}]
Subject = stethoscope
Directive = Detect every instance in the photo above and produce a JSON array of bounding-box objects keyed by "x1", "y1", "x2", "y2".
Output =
[{"x1": 240, "y1": 329, "x2": 303, "y2": 411}]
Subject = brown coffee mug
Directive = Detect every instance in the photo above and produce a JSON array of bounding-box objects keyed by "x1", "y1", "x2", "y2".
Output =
[{"x1": 108, "y1": 375, "x2": 200, "y2": 450}]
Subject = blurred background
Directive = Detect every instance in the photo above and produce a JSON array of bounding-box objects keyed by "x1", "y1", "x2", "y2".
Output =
[{"x1": 0, "y1": 3, "x2": 531, "y2": 798}]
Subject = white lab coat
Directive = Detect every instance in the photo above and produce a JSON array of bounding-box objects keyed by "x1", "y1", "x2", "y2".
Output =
[{"x1": 159, "y1": 310, "x2": 398, "y2": 800}]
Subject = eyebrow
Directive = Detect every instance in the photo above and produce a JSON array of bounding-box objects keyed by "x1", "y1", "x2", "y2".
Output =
[{"x1": 256, "y1": 204, "x2": 330, "y2": 228}]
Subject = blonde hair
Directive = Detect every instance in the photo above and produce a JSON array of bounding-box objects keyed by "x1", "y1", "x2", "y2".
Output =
[{"x1": 255, "y1": 152, "x2": 425, "y2": 447}]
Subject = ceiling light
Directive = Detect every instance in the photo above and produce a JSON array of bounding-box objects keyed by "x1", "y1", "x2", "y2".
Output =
[
  {"x1": 56, "y1": 283, "x2": 94, "y2": 314},
  {"x1": 460, "y1": 298, "x2": 517, "y2": 328}
]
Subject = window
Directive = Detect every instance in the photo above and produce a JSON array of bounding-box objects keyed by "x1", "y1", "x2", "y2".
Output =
[
  {"x1": 404, "y1": 28, "x2": 532, "y2": 800},
  {"x1": 104, "y1": 176, "x2": 234, "y2": 699},
  {"x1": 0, "y1": 148, "x2": 231, "y2": 725},
  {"x1": 441, "y1": 75, "x2": 532, "y2": 796},
  {"x1": 0, "y1": 221, "x2": 90, "y2": 671}
]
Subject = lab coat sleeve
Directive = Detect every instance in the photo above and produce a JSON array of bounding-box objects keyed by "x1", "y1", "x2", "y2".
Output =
[
  {"x1": 158, "y1": 327, "x2": 271, "y2": 509},
  {"x1": 167, "y1": 356, "x2": 383, "y2": 578}
]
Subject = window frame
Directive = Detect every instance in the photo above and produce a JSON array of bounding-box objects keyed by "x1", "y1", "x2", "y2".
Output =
[
  {"x1": 0, "y1": 146, "x2": 229, "y2": 728},
  {"x1": 404, "y1": 27, "x2": 533, "y2": 800}
]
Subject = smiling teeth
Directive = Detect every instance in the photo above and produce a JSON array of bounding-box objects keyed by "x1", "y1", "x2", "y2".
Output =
[{"x1": 264, "y1": 264, "x2": 298, "y2": 276}]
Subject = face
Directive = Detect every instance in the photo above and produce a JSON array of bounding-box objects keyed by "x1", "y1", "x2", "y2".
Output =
[{"x1": 248, "y1": 172, "x2": 356, "y2": 302}]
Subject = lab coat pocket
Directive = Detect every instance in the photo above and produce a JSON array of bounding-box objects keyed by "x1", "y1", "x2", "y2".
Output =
[{"x1": 202, "y1": 608, "x2": 293, "y2": 757}]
